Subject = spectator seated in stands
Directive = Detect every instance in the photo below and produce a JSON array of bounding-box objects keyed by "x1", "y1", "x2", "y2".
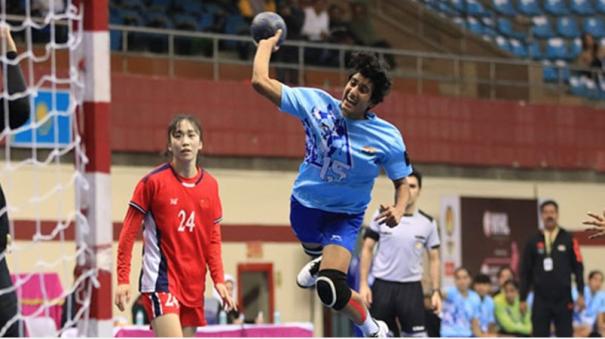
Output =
[
  {"x1": 301, "y1": 0, "x2": 329, "y2": 42},
  {"x1": 441, "y1": 267, "x2": 483, "y2": 337},
  {"x1": 212, "y1": 274, "x2": 244, "y2": 325},
  {"x1": 494, "y1": 280, "x2": 532, "y2": 337},
  {"x1": 348, "y1": 2, "x2": 395, "y2": 68},
  {"x1": 320, "y1": 4, "x2": 356, "y2": 67},
  {"x1": 472, "y1": 274, "x2": 497, "y2": 336},
  {"x1": 572, "y1": 270, "x2": 605, "y2": 337},
  {"x1": 275, "y1": 0, "x2": 305, "y2": 84},
  {"x1": 575, "y1": 33, "x2": 600, "y2": 80},
  {"x1": 239, "y1": 0, "x2": 276, "y2": 22}
]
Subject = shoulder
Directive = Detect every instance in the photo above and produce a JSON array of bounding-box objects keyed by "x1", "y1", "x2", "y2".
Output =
[
  {"x1": 141, "y1": 163, "x2": 172, "y2": 184},
  {"x1": 372, "y1": 115, "x2": 401, "y2": 134},
  {"x1": 201, "y1": 169, "x2": 219, "y2": 187},
  {"x1": 418, "y1": 209, "x2": 435, "y2": 223}
]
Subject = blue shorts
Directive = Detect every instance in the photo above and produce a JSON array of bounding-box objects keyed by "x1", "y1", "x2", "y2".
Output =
[{"x1": 289, "y1": 196, "x2": 364, "y2": 253}]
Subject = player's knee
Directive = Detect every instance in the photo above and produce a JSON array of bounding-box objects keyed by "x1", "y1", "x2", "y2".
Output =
[{"x1": 315, "y1": 269, "x2": 351, "y2": 310}]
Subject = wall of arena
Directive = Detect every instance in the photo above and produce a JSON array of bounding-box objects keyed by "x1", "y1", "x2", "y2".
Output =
[{"x1": 2, "y1": 162, "x2": 604, "y2": 335}]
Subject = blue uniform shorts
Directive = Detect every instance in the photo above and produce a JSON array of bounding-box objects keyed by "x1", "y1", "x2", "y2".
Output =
[{"x1": 289, "y1": 196, "x2": 364, "y2": 253}]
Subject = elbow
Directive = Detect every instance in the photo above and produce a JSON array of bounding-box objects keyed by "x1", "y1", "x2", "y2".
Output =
[{"x1": 251, "y1": 75, "x2": 267, "y2": 94}]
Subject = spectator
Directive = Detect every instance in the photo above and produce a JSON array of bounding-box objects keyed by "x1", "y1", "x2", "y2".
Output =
[
  {"x1": 575, "y1": 33, "x2": 599, "y2": 80},
  {"x1": 519, "y1": 200, "x2": 585, "y2": 337},
  {"x1": 213, "y1": 274, "x2": 244, "y2": 324},
  {"x1": 348, "y1": 2, "x2": 395, "y2": 68},
  {"x1": 473, "y1": 274, "x2": 497, "y2": 336},
  {"x1": 573, "y1": 270, "x2": 605, "y2": 337},
  {"x1": 301, "y1": 0, "x2": 329, "y2": 42},
  {"x1": 441, "y1": 267, "x2": 483, "y2": 337},
  {"x1": 493, "y1": 266, "x2": 515, "y2": 296},
  {"x1": 494, "y1": 280, "x2": 532, "y2": 337},
  {"x1": 275, "y1": 0, "x2": 305, "y2": 84},
  {"x1": 239, "y1": 0, "x2": 277, "y2": 21}
]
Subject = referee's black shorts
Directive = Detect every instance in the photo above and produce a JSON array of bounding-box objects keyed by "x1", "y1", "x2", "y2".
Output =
[{"x1": 370, "y1": 278, "x2": 425, "y2": 336}]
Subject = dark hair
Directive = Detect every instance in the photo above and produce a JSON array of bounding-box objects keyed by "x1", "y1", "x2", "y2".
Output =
[
  {"x1": 540, "y1": 200, "x2": 559, "y2": 212},
  {"x1": 503, "y1": 279, "x2": 519, "y2": 290},
  {"x1": 166, "y1": 114, "x2": 203, "y2": 159},
  {"x1": 347, "y1": 52, "x2": 392, "y2": 106},
  {"x1": 497, "y1": 266, "x2": 514, "y2": 280},
  {"x1": 589, "y1": 270, "x2": 604, "y2": 280},
  {"x1": 454, "y1": 267, "x2": 470, "y2": 277},
  {"x1": 474, "y1": 274, "x2": 491, "y2": 285},
  {"x1": 408, "y1": 170, "x2": 423, "y2": 189}
]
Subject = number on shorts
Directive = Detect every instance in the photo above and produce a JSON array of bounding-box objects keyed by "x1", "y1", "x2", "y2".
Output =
[
  {"x1": 177, "y1": 210, "x2": 196, "y2": 232},
  {"x1": 165, "y1": 294, "x2": 178, "y2": 307}
]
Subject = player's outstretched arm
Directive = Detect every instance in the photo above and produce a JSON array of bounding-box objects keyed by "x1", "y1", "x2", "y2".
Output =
[
  {"x1": 584, "y1": 210, "x2": 605, "y2": 239},
  {"x1": 251, "y1": 29, "x2": 284, "y2": 107}
]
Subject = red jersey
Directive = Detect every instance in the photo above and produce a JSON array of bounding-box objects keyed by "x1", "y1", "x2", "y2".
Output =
[{"x1": 117, "y1": 163, "x2": 224, "y2": 307}]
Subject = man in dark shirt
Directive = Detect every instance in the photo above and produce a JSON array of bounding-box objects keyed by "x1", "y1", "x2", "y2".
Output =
[
  {"x1": 519, "y1": 200, "x2": 585, "y2": 337},
  {"x1": 0, "y1": 25, "x2": 30, "y2": 337}
]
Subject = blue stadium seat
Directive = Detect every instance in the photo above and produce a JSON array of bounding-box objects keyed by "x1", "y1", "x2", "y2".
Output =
[
  {"x1": 528, "y1": 40, "x2": 543, "y2": 59},
  {"x1": 481, "y1": 18, "x2": 498, "y2": 38},
  {"x1": 467, "y1": 17, "x2": 484, "y2": 35},
  {"x1": 121, "y1": 0, "x2": 145, "y2": 11},
  {"x1": 110, "y1": 30, "x2": 122, "y2": 51},
  {"x1": 497, "y1": 18, "x2": 525, "y2": 40},
  {"x1": 173, "y1": 13, "x2": 197, "y2": 31},
  {"x1": 510, "y1": 39, "x2": 528, "y2": 58},
  {"x1": 584, "y1": 18, "x2": 605, "y2": 39},
  {"x1": 570, "y1": 38, "x2": 583, "y2": 59},
  {"x1": 198, "y1": 13, "x2": 215, "y2": 31},
  {"x1": 148, "y1": 0, "x2": 172, "y2": 12},
  {"x1": 545, "y1": 38, "x2": 571, "y2": 60},
  {"x1": 467, "y1": 0, "x2": 488, "y2": 16},
  {"x1": 425, "y1": 0, "x2": 458, "y2": 16},
  {"x1": 121, "y1": 9, "x2": 144, "y2": 26},
  {"x1": 517, "y1": 0, "x2": 542, "y2": 16},
  {"x1": 597, "y1": 0, "x2": 605, "y2": 14},
  {"x1": 544, "y1": 0, "x2": 570, "y2": 16},
  {"x1": 450, "y1": 0, "x2": 466, "y2": 13},
  {"x1": 556, "y1": 17, "x2": 580, "y2": 39},
  {"x1": 492, "y1": 0, "x2": 516, "y2": 16},
  {"x1": 531, "y1": 17, "x2": 554, "y2": 39},
  {"x1": 145, "y1": 11, "x2": 173, "y2": 29},
  {"x1": 543, "y1": 60, "x2": 559, "y2": 82},
  {"x1": 452, "y1": 17, "x2": 467, "y2": 28},
  {"x1": 570, "y1": 0, "x2": 596, "y2": 16},
  {"x1": 496, "y1": 36, "x2": 512, "y2": 53},
  {"x1": 178, "y1": 1, "x2": 204, "y2": 15},
  {"x1": 569, "y1": 76, "x2": 588, "y2": 96}
]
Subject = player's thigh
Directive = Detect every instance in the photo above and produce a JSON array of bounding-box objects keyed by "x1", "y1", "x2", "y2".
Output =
[
  {"x1": 321, "y1": 210, "x2": 364, "y2": 254},
  {"x1": 319, "y1": 244, "x2": 351, "y2": 272},
  {"x1": 151, "y1": 314, "x2": 183, "y2": 337},
  {"x1": 396, "y1": 282, "x2": 427, "y2": 336},
  {"x1": 289, "y1": 196, "x2": 324, "y2": 245}
]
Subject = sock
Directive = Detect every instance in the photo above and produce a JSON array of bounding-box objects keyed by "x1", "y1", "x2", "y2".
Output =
[{"x1": 357, "y1": 314, "x2": 379, "y2": 336}]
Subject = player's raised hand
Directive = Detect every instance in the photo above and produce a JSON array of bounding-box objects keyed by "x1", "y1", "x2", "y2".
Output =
[
  {"x1": 584, "y1": 210, "x2": 605, "y2": 239},
  {"x1": 258, "y1": 29, "x2": 283, "y2": 52},
  {"x1": 374, "y1": 204, "x2": 403, "y2": 227},
  {"x1": 114, "y1": 284, "x2": 131, "y2": 312},
  {"x1": 216, "y1": 283, "x2": 238, "y2": 312}
]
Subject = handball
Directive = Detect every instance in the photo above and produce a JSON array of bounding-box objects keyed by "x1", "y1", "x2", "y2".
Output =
[{"x1": 250, "y1": 11, "x2": 287, "y2": 46}]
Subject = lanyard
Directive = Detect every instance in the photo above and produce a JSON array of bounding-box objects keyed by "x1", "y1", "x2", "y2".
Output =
[{"x1": 544, "y1": 227, "x2": 559, "y2": 256}]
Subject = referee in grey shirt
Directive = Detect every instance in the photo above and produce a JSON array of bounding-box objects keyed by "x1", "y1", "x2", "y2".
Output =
[{"x1": 359, "y1": 170, "x2": 442, "y2": 337}]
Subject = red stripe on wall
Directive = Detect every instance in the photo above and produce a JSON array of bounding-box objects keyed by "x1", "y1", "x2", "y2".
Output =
[
  {"x1": 13, "y1": 220, "x2": 298, "y2": 243},
  {"x1": 571, "y1": 231, "x2": 605, "y2": 246},
  {"x1": 83, "y1": 102, "x2": 111, "y2": 173}
]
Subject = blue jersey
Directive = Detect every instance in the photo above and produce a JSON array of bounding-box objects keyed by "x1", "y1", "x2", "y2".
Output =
[
  {"x1": 477, "y1": 295, "x2": 495, "y2": 333},
  {"x1": 573, "y1": 286, "x2": 605, "y2": 326},
  {"x1": 280, "y1": 85, "x2": 412, "y2": 214},
  {"x1": 441, "y1": 287, "x2": 481, "y2": 337}
]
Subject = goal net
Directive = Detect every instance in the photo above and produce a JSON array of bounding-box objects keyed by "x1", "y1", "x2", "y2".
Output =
[{"x1": 0, "y1": 0, "x2": 108, "y2": 336}]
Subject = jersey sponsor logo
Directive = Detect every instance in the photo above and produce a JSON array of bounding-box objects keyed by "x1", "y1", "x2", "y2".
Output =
[
  {"x1": 170, "y1": 198, "x2": 178, "y2": 205},
  {"x1": 558, "y1": 244, "x2": 566, "y2": 251},
  {"x1": 415, "y1": 241, "x2": 423, "y2": 249},
  {"x1": 303, "y1": 104, "x2": 352, "y2": 182},
  {"x1": 199, "y1": 198, "x2": 209, "y2": 209}
]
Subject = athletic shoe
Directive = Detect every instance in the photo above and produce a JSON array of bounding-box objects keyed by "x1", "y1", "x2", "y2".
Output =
[
  {"x1": 296, "y1": 256, "x2": 322, "y2": 288},
  {"x1": 369, "y1": 320, "x2": 390, "y2": 337}
]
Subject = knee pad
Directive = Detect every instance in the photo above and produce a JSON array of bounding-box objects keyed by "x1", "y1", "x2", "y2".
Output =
[{"x1": 316, "y1": 269, "x2": 351, "y2": 310}]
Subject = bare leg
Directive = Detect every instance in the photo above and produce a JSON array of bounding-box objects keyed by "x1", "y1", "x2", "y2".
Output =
[
  {"x1": 182, "y1": 326, "x2": 197, "y2": 337},
  {"x1": 151, "y1": 314, "x2": 183, "y2": 337}
]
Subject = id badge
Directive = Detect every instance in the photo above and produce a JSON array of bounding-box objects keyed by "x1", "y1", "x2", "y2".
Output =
[{"x1": 543, "y1": 257, "x2": 554, "y2": 271}]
